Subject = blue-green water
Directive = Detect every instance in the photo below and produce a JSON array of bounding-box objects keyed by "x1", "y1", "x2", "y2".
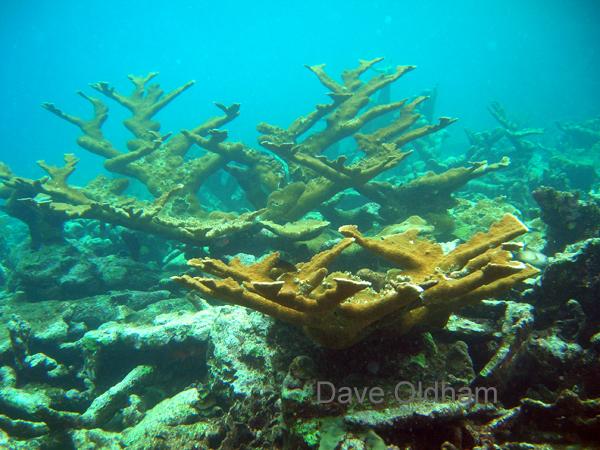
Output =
[
  {"x1": 0, "y1": 1, "x2": 599, "y2": 448},
  {"x1": 2, "y1": 0, "x2": 600, "y2": 180}
]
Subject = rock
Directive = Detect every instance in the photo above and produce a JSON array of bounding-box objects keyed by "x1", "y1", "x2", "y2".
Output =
[
  {"x1": 70, "y1": 428, "x2": 122, "y2": 449},
  {"x1": 8, "y1": 243, "x2": 102, "y2": 300},
  {"x1": 34, "y1": 319, "x2": 69, "y2": 345},
  {"x1": 477, "y1": 301, "x2": 535, "y2": 385},
  {"x1": 59, "y1": 290, "x2": 173, "y2": 331},
  {"x1": 533, "y1": 188, "x2": 600, "y2": 253},
  {"x1": 527, "y1": 333, "x2": 584, "y2": 366},
  {"x1": 532, "y1": 238, "x2": 600, "y2": 341},
  {"x1": 76, "y1": 309, "x2": 216, "y2": 354},
  {"x1": 121, "y1": 394, "x2": 144, "y2": 428},
  {"x1": 7, "y1": 242, "x2": 163, "y2": 301},
  {"x1": 109, "y1": 289, "x2": 171, "y2": 311},
  {"x1": 491, "y1": 389, "x2": 600, "y2": 444},
  {"x1": 0, "y1": 264, "x2": 6, "y2": 287},
  {"x1": 590, "y1": 331, "x2": 600, "y2": 349},
  {"x1": 0, "y1": 367, "x2": 16, "y2": 388},
  {"x1": 72, "y1": 308, "x2": 217, "y2": 385},
  {"x1": 162, "y1": 251, "x2": 188, "y2": 272},
  {"x1": 345, "y1": 401, "x2": 498, "y2": 429},
  {"x1": 445, "y1": 341, "x2": 476, "y2": 385},
  {"x1": 207, "y1": 307, "x2": 277, "y2": 397},
  {"x1": 92, "y1": 255, "x2": 159, "y2": 292},
  {"x1": 377, "y1": 215, "x2": 434, "y2": 236},
  {"x1": 121, "y1": 388, "x2": 205, "y2": 447},
  {"x1": 444, "y1": 314, "x2": 494, "y2": 340}
]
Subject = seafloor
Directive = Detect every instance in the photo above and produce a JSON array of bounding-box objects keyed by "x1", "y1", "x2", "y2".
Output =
[{"x1": 0, "y1": 61, "x2": 599, "y2": 449}]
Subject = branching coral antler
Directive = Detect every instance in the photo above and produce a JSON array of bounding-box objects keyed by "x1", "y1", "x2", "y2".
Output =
[
  {"x1": 42, "y1": 73, "x2": 281, "y2": 212},
  {"x1": 362, "y1": 157, "x2": 512, "y2": 221},
  {"x1": 0, "y1": 155, "x2": 269, "y2": 246},
  {"x1": 256, "y1": 58, "x2": 458, "y2": 222},
  {"x1": 0, "y1": 154, "x2": 333, "y2": 248},
  {"x1": 174, "y1": 214, "x2": 538, "y2": 348},
  {"x1": 487, "y1": 101, "x2": 544, "y2": 157}
]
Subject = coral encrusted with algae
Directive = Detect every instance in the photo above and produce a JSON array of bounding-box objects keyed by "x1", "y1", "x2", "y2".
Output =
[{"x1": 174, "y1": 214, "x2": 538, "y2": 348}]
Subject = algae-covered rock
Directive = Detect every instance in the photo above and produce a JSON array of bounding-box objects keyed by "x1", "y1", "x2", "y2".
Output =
[
  {"x1": 9, "y1": 243, "x2": 101, "y2": 300},
  {"x1": 376, "y1": 215, "x2": 434, "y2": 236},
  {"x1": 0, "y1": 427, "x2": 47, "y2": 449},
  {"x1": 207, "y1": 306, "x2": 277, "y2": 398},
  {"x1": 70, "y1": 428, "x2": 122, "y2": 449},
  {"x1": 79, "y1": 365, "x2": 154, "y2": 428},
  {"x1": 75, "y1": 309, "x2": 217, "y2": 362},
  {"x1": 7, "y1": 241, "x2": 163, "y2": 301},
  {"x1": 121, "y1": 388, "x2": 208, "y2": 448},
  {"x1": 533, "y1": 238, "x2": 600, "y2": 342},
  {"x1": 93, "y1": 254, "x2": 160, "y2": 292},
  {"x1": 451, "y1": 197, "x2": 522, "y2": 241},
  {"x1": 533, "y1": 187, "x2": 600, "y2": 253},
  {"x1": 0, "y1": 385, "x2": 78, "y2": 428}
]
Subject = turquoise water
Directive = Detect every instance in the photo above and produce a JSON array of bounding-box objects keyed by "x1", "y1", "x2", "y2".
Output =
[
  {"x1": 2, "y1": 1, "x2": 599, "y2": 180},
  {"x1": 0, "y1": 1, "x2": 599, "y2": 448}
]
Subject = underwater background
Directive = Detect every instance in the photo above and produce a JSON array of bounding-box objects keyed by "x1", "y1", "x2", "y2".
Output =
[{"x1": 1, "y1": 0, "x2": 599, "y2": 449}]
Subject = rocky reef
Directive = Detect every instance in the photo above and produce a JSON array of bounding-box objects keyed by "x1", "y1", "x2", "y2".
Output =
[
  {"x1": 0, "y1": 59, "x2": 599, "y2": 448},
  {"x1": 0, "y1": 238, "x2": 597, "y2": 448}
]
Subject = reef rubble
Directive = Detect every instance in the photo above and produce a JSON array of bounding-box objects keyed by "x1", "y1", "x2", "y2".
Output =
[{"x1": 0, "y1": 246, "x2": 597, "y2": 448}]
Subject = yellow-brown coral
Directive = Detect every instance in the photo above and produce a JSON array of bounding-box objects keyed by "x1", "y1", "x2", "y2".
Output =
[{"x1": 174, "y1": 214, "x2": 538, "y2": 348}]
